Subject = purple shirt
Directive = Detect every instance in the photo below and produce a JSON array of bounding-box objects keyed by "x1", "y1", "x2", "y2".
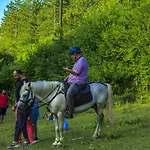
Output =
[{"x1": 68, "y1": 56, "x2": 88, "y2": 84}]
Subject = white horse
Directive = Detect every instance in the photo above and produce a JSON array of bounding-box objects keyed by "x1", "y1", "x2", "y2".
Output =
[{"x1": 17, "y1": 81, "x2": 113, "y2": 146}]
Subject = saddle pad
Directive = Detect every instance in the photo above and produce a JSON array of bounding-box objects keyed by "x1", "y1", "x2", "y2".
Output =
[{"x1": 74, "y1": 92, "x2": 93, "y2": 107}]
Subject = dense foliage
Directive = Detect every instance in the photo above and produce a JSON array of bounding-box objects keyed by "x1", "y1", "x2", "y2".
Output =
[{"x1": 0, "y1": 0, "x2": 150, "y2": 104}]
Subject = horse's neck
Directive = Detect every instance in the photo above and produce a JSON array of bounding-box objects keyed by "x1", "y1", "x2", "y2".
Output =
[{"x1": 31, "y1": 81, "x2": 60, "y2": 98}]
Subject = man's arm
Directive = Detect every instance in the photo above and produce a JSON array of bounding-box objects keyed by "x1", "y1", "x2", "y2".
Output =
[{"x1": 63, "y1": 68, "x2": 79, "y2": 76}]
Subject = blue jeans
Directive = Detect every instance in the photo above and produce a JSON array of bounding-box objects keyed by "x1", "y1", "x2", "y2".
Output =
[{"x1": 66, "y1": 83, "x2": 85, "y2": 114}]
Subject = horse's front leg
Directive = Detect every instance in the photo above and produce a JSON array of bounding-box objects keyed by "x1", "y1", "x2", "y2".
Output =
[
  {"x1": 53, "y1": 113, "x2": 64, "y2": 146},
  {"x1": 53, "y1": 115, "x2": 60, "y2": 146},
  {"x1": 58, "y1": 112, "x2": 64, "y2": 145}
]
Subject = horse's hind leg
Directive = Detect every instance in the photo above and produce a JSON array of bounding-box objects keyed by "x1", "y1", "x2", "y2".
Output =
[
  {"x1": 98, "y1": 113, "x2": 104, "y2": 136},
  {"x1": 92, "y1": 104, "x2": 104, "y2": 139}
]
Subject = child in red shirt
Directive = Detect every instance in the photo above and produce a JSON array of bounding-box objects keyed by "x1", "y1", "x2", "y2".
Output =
[{"x1": 0, "y1": 90, "x2": 9, "y2": 123}]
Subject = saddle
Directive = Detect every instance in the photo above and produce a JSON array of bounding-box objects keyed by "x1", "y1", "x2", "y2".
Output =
[{"x1": 64, "y1": 83, "x2": 93, "y2": 107}]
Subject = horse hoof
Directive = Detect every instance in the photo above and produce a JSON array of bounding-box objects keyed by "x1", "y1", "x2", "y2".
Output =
[
  {"x1": 52, "y1": 141, "x2": 58, "y2": 146},
  {"x1": 92, "y1": 135, "x2": 98, "y2": 140},
  {"x1": 53, "y1": 141, "x2": 62, "y2": 146},
  {"x1": 57, "y1": 142, "x2": 62, "y2": 146}
]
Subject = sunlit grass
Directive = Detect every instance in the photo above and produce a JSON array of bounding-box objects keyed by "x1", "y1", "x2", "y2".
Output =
[{"x1": 1, "y1": 103, "x2": 150, "y2": 150}]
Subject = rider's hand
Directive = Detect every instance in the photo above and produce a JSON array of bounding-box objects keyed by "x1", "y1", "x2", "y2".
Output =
[
  {"x1": 63, "y1": 68, "x2": 69, "y2": 72},
  {"x1": 62, "y1": 80, "x2": 67, "y2": 84}
]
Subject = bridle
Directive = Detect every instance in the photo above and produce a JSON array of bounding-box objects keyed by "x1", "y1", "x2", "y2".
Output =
[
  {"x1": 19, "y1": 86, "x2": 35, "y2": 110},
  {"x1": 20, "y1": 82, "x2": 64, "y2": 110}
]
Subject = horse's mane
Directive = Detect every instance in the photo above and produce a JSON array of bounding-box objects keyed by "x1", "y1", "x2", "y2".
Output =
[
  {"x1": 33, "y1": 80, "x2": 60, "y2": 90},
  {"x1": 20, "y1": 80, "x2": 61, "y2": 99},
  {"x1": 32, "y1": 80, "x2": 60, "y2": 96}
]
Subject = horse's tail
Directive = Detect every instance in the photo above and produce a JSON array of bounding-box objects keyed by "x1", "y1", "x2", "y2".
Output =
[{"x1": 105, "y1": 83, "x2": 113, "y2": 127}]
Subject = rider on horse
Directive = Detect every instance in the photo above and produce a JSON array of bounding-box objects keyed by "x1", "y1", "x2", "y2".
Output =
[{"x1": 63, "y1": 46, "x2": 88, "y2": 118}]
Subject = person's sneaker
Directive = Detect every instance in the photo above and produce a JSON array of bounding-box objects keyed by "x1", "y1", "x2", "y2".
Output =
[
  {"x1": 7, "y1": 142, "x2": 20, "y2": 149},
  {"x1": 34, "y1": 137, "x2": 39, "y2": 141},
  {"x1": 31, "y1": 137, "x2": 39, "y2": 144},
  {"x1": 24, "y1": 141, "x2": 30, "y2": 146}
]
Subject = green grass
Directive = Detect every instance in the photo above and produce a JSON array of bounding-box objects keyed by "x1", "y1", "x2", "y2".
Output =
[{"x1": 1, "y1": 103, "x2": 150, "y2": 150}]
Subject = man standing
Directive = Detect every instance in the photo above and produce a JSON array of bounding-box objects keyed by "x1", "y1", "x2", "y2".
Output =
[
  {"x1": 0, "y1": 89, "x2": 9, "y2": 123},
  {"x1": 63, "y1": 46, "x2": 88, "y2": 118},
  {"x1": 7, "y1": 70, "x2": 30, "y2": 149}
]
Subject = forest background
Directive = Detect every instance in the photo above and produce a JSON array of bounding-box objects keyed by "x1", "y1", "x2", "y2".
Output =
[{"x1": 0, "y1": 0, "x2": 150, "y2": 105}]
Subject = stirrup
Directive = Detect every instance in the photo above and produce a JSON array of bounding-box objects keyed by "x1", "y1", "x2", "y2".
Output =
[{"x1": 64, "y1": 111, "x2": 73, "y2": 119}]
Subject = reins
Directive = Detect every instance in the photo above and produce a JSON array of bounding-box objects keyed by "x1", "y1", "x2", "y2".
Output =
[{"x1": 32, "y1": 83, "x2": 64, "y2": 110}]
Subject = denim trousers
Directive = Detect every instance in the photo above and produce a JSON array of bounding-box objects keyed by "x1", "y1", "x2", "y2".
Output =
[{"x1": 66, "y1": 83, "x2": 85, "y2": 114}]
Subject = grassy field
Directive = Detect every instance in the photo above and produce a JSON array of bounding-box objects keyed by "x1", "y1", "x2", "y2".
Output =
[{"x1": 1, "y1": 102, "x2": 150, "y2": 150}]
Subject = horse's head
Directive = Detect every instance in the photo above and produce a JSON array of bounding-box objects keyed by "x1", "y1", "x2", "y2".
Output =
[{"x1": 17, "y1": 82, "x2": 34, "y2": 112}]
